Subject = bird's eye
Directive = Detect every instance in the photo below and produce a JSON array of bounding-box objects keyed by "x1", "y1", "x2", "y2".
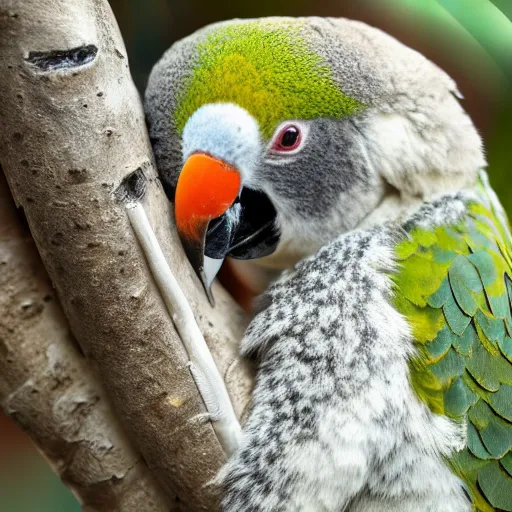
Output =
[{"x1": 272, "y1": 125, "x2": 302, "y2": 152}]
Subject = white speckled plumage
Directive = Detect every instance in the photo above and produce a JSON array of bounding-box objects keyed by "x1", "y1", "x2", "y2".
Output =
[{"x1": 220, "y1": 221, "x2": 470, "y2": 511}]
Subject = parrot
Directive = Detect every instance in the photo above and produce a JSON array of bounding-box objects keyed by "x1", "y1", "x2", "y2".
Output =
[{"x1": 144, "y1": 17, "x2": 512, "y2": 512}]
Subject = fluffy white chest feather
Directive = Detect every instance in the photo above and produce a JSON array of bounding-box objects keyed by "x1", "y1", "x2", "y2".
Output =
[{"x1": 220, "y1": 227, "x2": 470, "y2": 512}]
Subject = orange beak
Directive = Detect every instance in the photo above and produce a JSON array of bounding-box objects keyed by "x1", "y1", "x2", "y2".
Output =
[{"x1": 175, "y1": 153, "x2": 241, "y2": 300}]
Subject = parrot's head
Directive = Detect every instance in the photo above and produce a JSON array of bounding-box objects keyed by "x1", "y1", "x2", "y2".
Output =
[{"x1": 145, "y1": 17, "x2": 485, "y2": 299}]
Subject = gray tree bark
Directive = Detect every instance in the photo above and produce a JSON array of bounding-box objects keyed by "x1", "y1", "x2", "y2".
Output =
[
  {"x1": 0, "y1": 172, "x2": 172, "y2": 512},
  {"x1": 0, "y1": 1, "x2": 252, "y2": 510}
]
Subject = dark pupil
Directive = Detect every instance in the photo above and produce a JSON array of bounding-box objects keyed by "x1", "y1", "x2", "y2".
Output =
[{"x1": 281, "y1": 127, "x2": 299, "y2": 147}]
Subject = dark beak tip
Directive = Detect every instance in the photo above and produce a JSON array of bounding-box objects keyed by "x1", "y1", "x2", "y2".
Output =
[
  {"x1": 203, "y1": 280, "x2": 216, "y2": 307},
  {"x1": 178, "y1": 234, "x2": 218, "y2": 306},
  {"x1": 177, "y1": 187, "x2": 280, "y2": 306}
]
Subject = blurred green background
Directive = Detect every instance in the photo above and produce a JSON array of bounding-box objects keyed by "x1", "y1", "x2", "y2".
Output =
[{"x1": 1, "y1": 0, "x2": 511, "y2": 510}]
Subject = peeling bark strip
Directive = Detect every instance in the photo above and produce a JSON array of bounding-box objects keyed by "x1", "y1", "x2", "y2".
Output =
[
  {"x1": 116, "y1": 172, "x2": 243, "y2": 456},
  {"x1": 126, "y1": 202, "x2": 243, "y2": 455},
  {"x1": 26, "y1": 44, "x2": 98, "y2": 71},
  {"x1": 0, "y1": 1, "x2": 252, "y2": 511},
  {"x1": 0, "y1": 173, "x2": 172, "y2": 512}
]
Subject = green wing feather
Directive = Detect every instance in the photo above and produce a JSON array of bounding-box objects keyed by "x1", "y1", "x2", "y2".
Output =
[{"x1": 393, "y1": 178, "x2": 512, "y2": 512}]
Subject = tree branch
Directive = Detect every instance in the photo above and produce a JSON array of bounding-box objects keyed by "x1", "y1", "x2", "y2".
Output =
[
  {"x1": 0, "y1": 172, "x2": 172, "y2": 512},
  {"x1": 0, "y1": 1, "x2": 252, "y2": 509},
  {"x1": 123, "y1": 199, "x2": 241, "y2": 455}
]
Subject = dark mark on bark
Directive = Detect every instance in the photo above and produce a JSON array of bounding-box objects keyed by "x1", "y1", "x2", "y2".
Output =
[
  {"x1": 51, "y1": 232, "x2": 64, "y2": 246},
  {"x1": 74, "y1": 220, "x2": 91, "y2": 231},
  {"x1": 25, "y1": 44, "x2": 98, "y2": 72},
  {"x1": 68, "y1": 168, "x2": 88, "y2": 183},
  {"x1": 20, "y1": 300, "x2": 44, "y2": 319},
  {"x1": 114, "y1": 167, "x2": 148, "y2": 204}
]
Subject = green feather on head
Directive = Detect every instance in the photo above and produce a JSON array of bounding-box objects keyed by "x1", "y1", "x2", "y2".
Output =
[{"x1": 174, "y1": 20, "x2": 364, "y2": 138}]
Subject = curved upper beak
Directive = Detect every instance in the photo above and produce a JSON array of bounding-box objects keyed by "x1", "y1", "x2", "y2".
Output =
[
  {"x1": 175, "y1": 153, "x2": 241, "y2": 302},
  {"x1": 175, "y1": 152, "x2": 279, "y2": 303}
]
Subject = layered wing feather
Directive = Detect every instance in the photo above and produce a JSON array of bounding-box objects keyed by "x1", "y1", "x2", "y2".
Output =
[{"x1": 394, "y1": 182, "x2": 512, "y2": 511}]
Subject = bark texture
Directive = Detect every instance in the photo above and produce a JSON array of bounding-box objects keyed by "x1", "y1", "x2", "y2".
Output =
[
  {"x1": 0, "y1": 172, "x2": 172, "y2": 512},
  {"x1": 0, "y1": 1, "x2": 252, "y2": 510}
]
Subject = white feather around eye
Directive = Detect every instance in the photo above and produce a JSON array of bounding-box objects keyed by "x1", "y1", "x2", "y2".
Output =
[{"x1": 182, "y1": 103, "x2": 261, "y2": 184}]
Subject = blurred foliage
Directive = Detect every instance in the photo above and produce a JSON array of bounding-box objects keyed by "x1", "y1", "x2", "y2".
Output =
[
  {"x1": 0, "y1": 455, "x2": 79, "y2": 512},
  {"x1": 0, "y1": 417, "x2": 79, "y2": 512},
  {"x1": 1, "y1": 0, "x2": 510, "y2": 510}
]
